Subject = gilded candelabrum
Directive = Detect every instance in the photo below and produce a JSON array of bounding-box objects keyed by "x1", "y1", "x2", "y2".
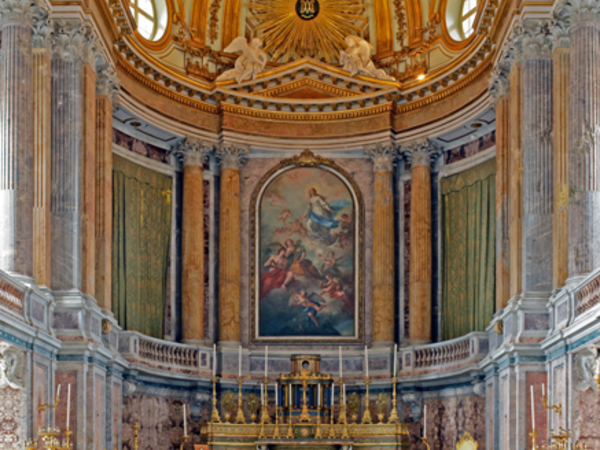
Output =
[
  {"x1": 315, "y1": 405, "x2": 323, "y2": 438},
  {"x1": 180, "y1": 435, "x2": 189, "y2": 450},
  {"x1": 327, "y1": 402, "x2": 336, "y2": 438},
  {"x1": 361, "y1": 378, "x2": 373, "y2": 424},
  {"x1": 388, "y1": 377, "x2": 400, "y2": 424},
  {"x1": 530, "y1": 429, "x2": 539, "y2": 450},
  {"x1": 299, "y1": 377, "x2": 311, "y2": 423},
  {"x1": 133, "y1": 422, "x2": 140, "y2": 450},
  {"x1": 338, "y1": 378, "x2": 349, "y2": 439},
  {"x1": 273, "y1": 405, "x2": 281, "y2": 438},
  {"x1": 421, "y1": 437, "x2": 431, "y2": 450},
  {"x1": 210, "y1": 376, "x2": 222, "y2": 423},
  {"x1": 286, "y1": 411, "x2": 294, "y2": 439},
  {"x1": 235, "y1": 379, "x2": 246, "y2": 424},
  {"x1": 260, "y1": 378, "x2": 272, "y2": 425}
]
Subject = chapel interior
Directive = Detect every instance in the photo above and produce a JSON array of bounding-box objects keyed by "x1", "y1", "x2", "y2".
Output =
[{"x1": 0, "y1": 0, "x2": 598, "y2": 449}]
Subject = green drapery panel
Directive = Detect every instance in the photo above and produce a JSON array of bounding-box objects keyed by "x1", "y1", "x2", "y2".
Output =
[
  {"x1": 441, "y1": 158, "x2": 496, "y2": 341},
  {"x1": 112, "y1": 155, "x2": 172, "y2": 338}
]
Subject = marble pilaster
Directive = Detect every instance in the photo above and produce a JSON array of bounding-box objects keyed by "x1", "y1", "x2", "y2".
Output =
[
  {"x1": 174, "y1": 138, "x2": 211, "y2": 343},
  {"x1": 567, "y1": 1, "x2": 600, "y2": 277},
  {"x1": 0, "y1": 0, "x2": 35, "y2": 278},
  {"x1": 519, "y1": 20, "x2": 554, "y2": 293},
  {"x1": 365, "y1": 143, "x2": 396, "y2": 344},
  {"x1": 32, "y1": 8, "x2": 52, "y2": 287},
  {"x1": 95, "y1": 66, "x2": 118, "y2": 310},
  {"x1": 49, "y1": 21, "x2": 99, "y2": 291},
  {"x1": 402, "y1": 139, "x2": 441, "y2": 344},
  {"x1": 216, "y1": 144, "x2": 248, "y2": 344},
  {"x1": 490, "y1": 66, "x2": 511, "y2": 310},
  {"x1": 552, "y1": 14, "x2": 570, "y2": 288}
]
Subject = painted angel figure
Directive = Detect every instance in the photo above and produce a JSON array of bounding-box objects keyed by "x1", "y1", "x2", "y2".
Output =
[
  {"x1": 339, "y1": 35, "x2": 396, "y2": 82},
  {"x1": 217, "y1": 37, "x2": 268, "y2": 84}
]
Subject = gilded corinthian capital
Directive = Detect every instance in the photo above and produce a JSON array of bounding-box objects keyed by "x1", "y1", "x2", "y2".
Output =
[
  {"x1": 51, "y1": 20, "x2": 99, "y2": 64},
  {"x1": 0, "y1": 0, "x2": 35, "y2": 25},
  {"x1": 216, "y1": 144, "x2": 249, "y2": 170},
  {"x1": 172, "y1": 138, "x2": 212, "y2": 166},
  {"x1": 365, "y1": 142, "x2": 396, "y2": 172},
  {"x1": 400, "y1": 139, "x2": 441, "y2": 168}
]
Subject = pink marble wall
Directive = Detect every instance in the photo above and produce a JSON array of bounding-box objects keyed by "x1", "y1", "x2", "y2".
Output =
[
  {"x1": 578, "y1": 389, "x2": 600, "y2": 450},
  {"x1": 34, "y1": 361, "x2": 49, "y2": 448},
  {"x1": 239, "y1": 157, "x2": 374, "y2": 346},
  {"x1": 403, "y1": 394, "x2": 485, "y2": 450},
  {"x1": 527, "y1": 372, "x2": 548, "y2": 448},
  {"x1": 0, "y1": 387, "x2": 22, "y2": 450},
  {"x1": 55, "y1": 372, "x2": 77, "y2": 450},
  {"x1": 122, "y1": 394, "x2": 209, "y2": 450}
]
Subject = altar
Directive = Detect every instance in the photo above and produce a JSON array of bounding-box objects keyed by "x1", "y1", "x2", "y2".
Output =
[{"x1": 199, "y1": 355, "x2": 410, "y2": 450}]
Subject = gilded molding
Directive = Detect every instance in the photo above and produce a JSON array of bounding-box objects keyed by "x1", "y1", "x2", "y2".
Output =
[
  {"x1": 208, "y1": 0, "x2": 221, "y2": 44},
  {"x1": 0, "y1": 0, "x2": 34, "y2": 25},
  {"x1": 216, "y1": 144, "x2": 249, "y2": 170},
  {"x1": 221, "y1": 102, "x2": 392, "y2": 121},
  {"x1": 401, "y1": 138, "x2": 441, "y2": 167},
  {"x1": 172, "y1": 138, "x2": 212, "y2": 166},
  {"x1": 255, "y1": 77, "x2": 360, "y2": 98},
  {"x1": 365, "y1": 142, "x2": 396, "y2": 172},
  {"x1": 32, "y1": 6, "x2": 51, "y2": 49},
  {"x1": 96, "y1": 65, "x2": 120, "y2": 101},
  {"x1": 51, "y1": 21, "x2": 100, "y2": 65}
]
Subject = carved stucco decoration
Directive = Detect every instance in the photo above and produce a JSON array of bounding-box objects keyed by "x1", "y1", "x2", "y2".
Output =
[
  {"x1": 575, "y1": 347, "x2": 600, "y2": 392},
  {"x1": 0, "y1": 343, "x2": 25, "y2": 390},
  {"x1": 216, "y1": 37, "x2": 268, "y2": 84},
  {"x1": 340, "y1": 36, "x2": 396, "y2": 81}
]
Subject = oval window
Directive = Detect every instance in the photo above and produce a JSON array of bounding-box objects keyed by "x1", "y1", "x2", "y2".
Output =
[
  {"x1": 445, "y1": 0, "x2": 478, "y2": 41},
  {"x1": 130, "y1": 0, "x2": 168, "y2": 42}
]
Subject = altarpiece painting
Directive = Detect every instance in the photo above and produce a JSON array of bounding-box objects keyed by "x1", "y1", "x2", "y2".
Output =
[{"x1": 253, "y1": 152, "x2": 362, "y2": 342}]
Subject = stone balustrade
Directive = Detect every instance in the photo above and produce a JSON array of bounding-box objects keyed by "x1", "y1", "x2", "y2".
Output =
[
  {"x1": 399, "y1": 332, "x2": 489, "y2": 375},
  {"x1": 118, "y1": 330, "x2": 212, "y2": 373}
]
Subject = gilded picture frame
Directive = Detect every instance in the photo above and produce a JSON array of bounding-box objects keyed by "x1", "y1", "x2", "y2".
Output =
[{"x1": 251, "y1": 150, "x2": 363, "y2": 343}]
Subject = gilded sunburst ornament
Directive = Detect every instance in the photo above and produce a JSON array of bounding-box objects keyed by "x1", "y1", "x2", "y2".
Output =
[{"x1": 246, "y1": 0, "x2": 368, "y2": 63}]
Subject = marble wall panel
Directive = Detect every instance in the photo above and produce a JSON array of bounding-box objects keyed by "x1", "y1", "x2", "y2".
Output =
[
  {"x1": 402, "y1": 394, "x2": 485, "y2": 450},
  {"x1": 444, "y1": 131, "x2": 496, "y2": 165},
  {"x1": 239, "y1": 157, "x2": 374, "y2": 346},
  {"x1": 524, "y1": 314, "x2": 550, "y2": 331},
  {"x1": 0, "y1": 388, "x2": 22, "y2": 450},
  {"x1": 55, "y1": 372, "x2": 77, "y2": 450},
  {"x1": 578, "y1": 389, "x2": 600, "y2": 450},
  {"x1": 112, "y1": 129, "x2": 171, "y2": 164},
  {"x1": 122, "y1": 393, "x2": 210, "y2": 450}
]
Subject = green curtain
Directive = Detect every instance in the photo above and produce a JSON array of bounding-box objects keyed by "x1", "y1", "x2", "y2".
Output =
[
  {"x1": 441, "y1": 158, "x2": 496, "y2": 341},
  {"x1": 112, "y1": 155, "x2": 172, "y2": 338}
]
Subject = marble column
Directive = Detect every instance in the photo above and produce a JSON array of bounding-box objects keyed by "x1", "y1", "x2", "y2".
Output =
[
  {"x1": 50, "y1": 22, "x2": 98, "y2": 292},
  {"x1": 567, "y1": 1, "x2": 600, "y2": 277},
  {"x1": 32, "y1": 8, "x2": 52, "y2": 287},
  {"x1": 552, "y1": 15, "x2": 571, "y2": 288},
  {"x1": 519, "y1": 20, "x2": 554, "y2": 293},
  {"x1": 0, "y1": 0, "x2": 35, "y2": 278},
  {"x1": 509, "y1": 62, "x2": 523, "y2": 298},
  {"x1": 402, "y1": 139, "x2": 441, "y2": 343},
  {"x1": 489, "y1": 65, "x2": 511, "y2": 310},
  {"x1": 174, "y1": 138, "x2": 211, "y2": 343},
  {"x1": 95, "y1": 66, "x2": 118, "y2": 310},
  {"x1": 216, "y1": 144, "x2": 248, "y2": 344},
  {"x1": 366, "y1": 143, "x2": 396, "y2": 344}
]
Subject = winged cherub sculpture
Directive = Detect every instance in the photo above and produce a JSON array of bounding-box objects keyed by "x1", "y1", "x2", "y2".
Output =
[
  {"x1": 217, "y1": 37, "x2": 268, "y2": 84},
  {"x1": 339, "y1": 35, "x2": 396, "y2": 82}
]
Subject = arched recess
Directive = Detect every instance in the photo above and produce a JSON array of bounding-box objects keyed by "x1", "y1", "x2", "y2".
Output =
[{"x1": 250, "y1": 150, "x2": 364, "y2": 343}]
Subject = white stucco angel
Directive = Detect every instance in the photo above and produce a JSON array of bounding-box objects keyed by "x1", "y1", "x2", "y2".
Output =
[
  {"x1": 217, "y1": 37, "x2": 268, "y2": 84},
  {"x1": 0, "y1": 343, "x2": 25, "y2": 390},
  {"x1": 339, "y1": 35, "x2": 396, "y2": 82}
]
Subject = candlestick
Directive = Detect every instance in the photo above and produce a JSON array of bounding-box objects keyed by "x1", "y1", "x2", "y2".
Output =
[
  {"x1": 339, "y1": 346, "x2": 342, "y2": 379},
  {"x1": 530, "y1": 385, "x2": 535, "y2": 429},
  {"x1": 317, "y1": 384, "x2": 321, "y2": 407},
  {"x1": 365, "y1": 346, "x2": 369, "y2": 378},
  {"x1": 328, "y1": 383, "x2": 336, "y2": 439},
  {"x1": 388, "y1": 377, "x2": 400, "y2": 424},
  {"x1": 542, "y1": 383, "x2": 545, "y2": 397},
  {"x1": 261, "y1": 383, "x2": 264, "y2": 406},
  {"x1": 235, "y1": 379, "x2": 246, "y2": 424},
  {"x1": 238, "y1": 346, "x2": 242, "y2": 378},
  {"x1": 343, "y1": 383, "x2": 346, "y2": 405},
  {"x1": 420, "y1": 437, "x2": 431, "y2": 450},
  {"x1": 133, "y1": 422, "x2": 140, "y2": 450},
  {"x1": 210, "y1": 376, "x2": 221, "y2": 423},
  {"x1": 273, "y1": 402, "x2": 281, "y2": 438},
  {"x1": 331, "y1": 382, "x2": 335, "y2": 408},
  {"x1": 275, "y1": 382, "x2": 278, "y2": 407},
  {"x1": 260, "y1": 378, "x2": 271, "y2": 425},
  {"x1": 315, "y1": 404, "x2": 323, "y2": 438},
  {"x1": 393, "y1": 344, "x2": 398, "y2": 376},
  {"x1": 213, "y1": 344, "x2": 217, "y2": 376},
  {"x1": 361, "y1": 378, "x2": 372, "y2": 424},
  {"x1": 180, "y1": 435, "x2": 189, "y2": 450},
  {"x1": 183, "y1": 403, "x2": 187, "y2": 436},
  {"x1": 529, "y1": 429, "x2": 538, "y2": 450}
]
